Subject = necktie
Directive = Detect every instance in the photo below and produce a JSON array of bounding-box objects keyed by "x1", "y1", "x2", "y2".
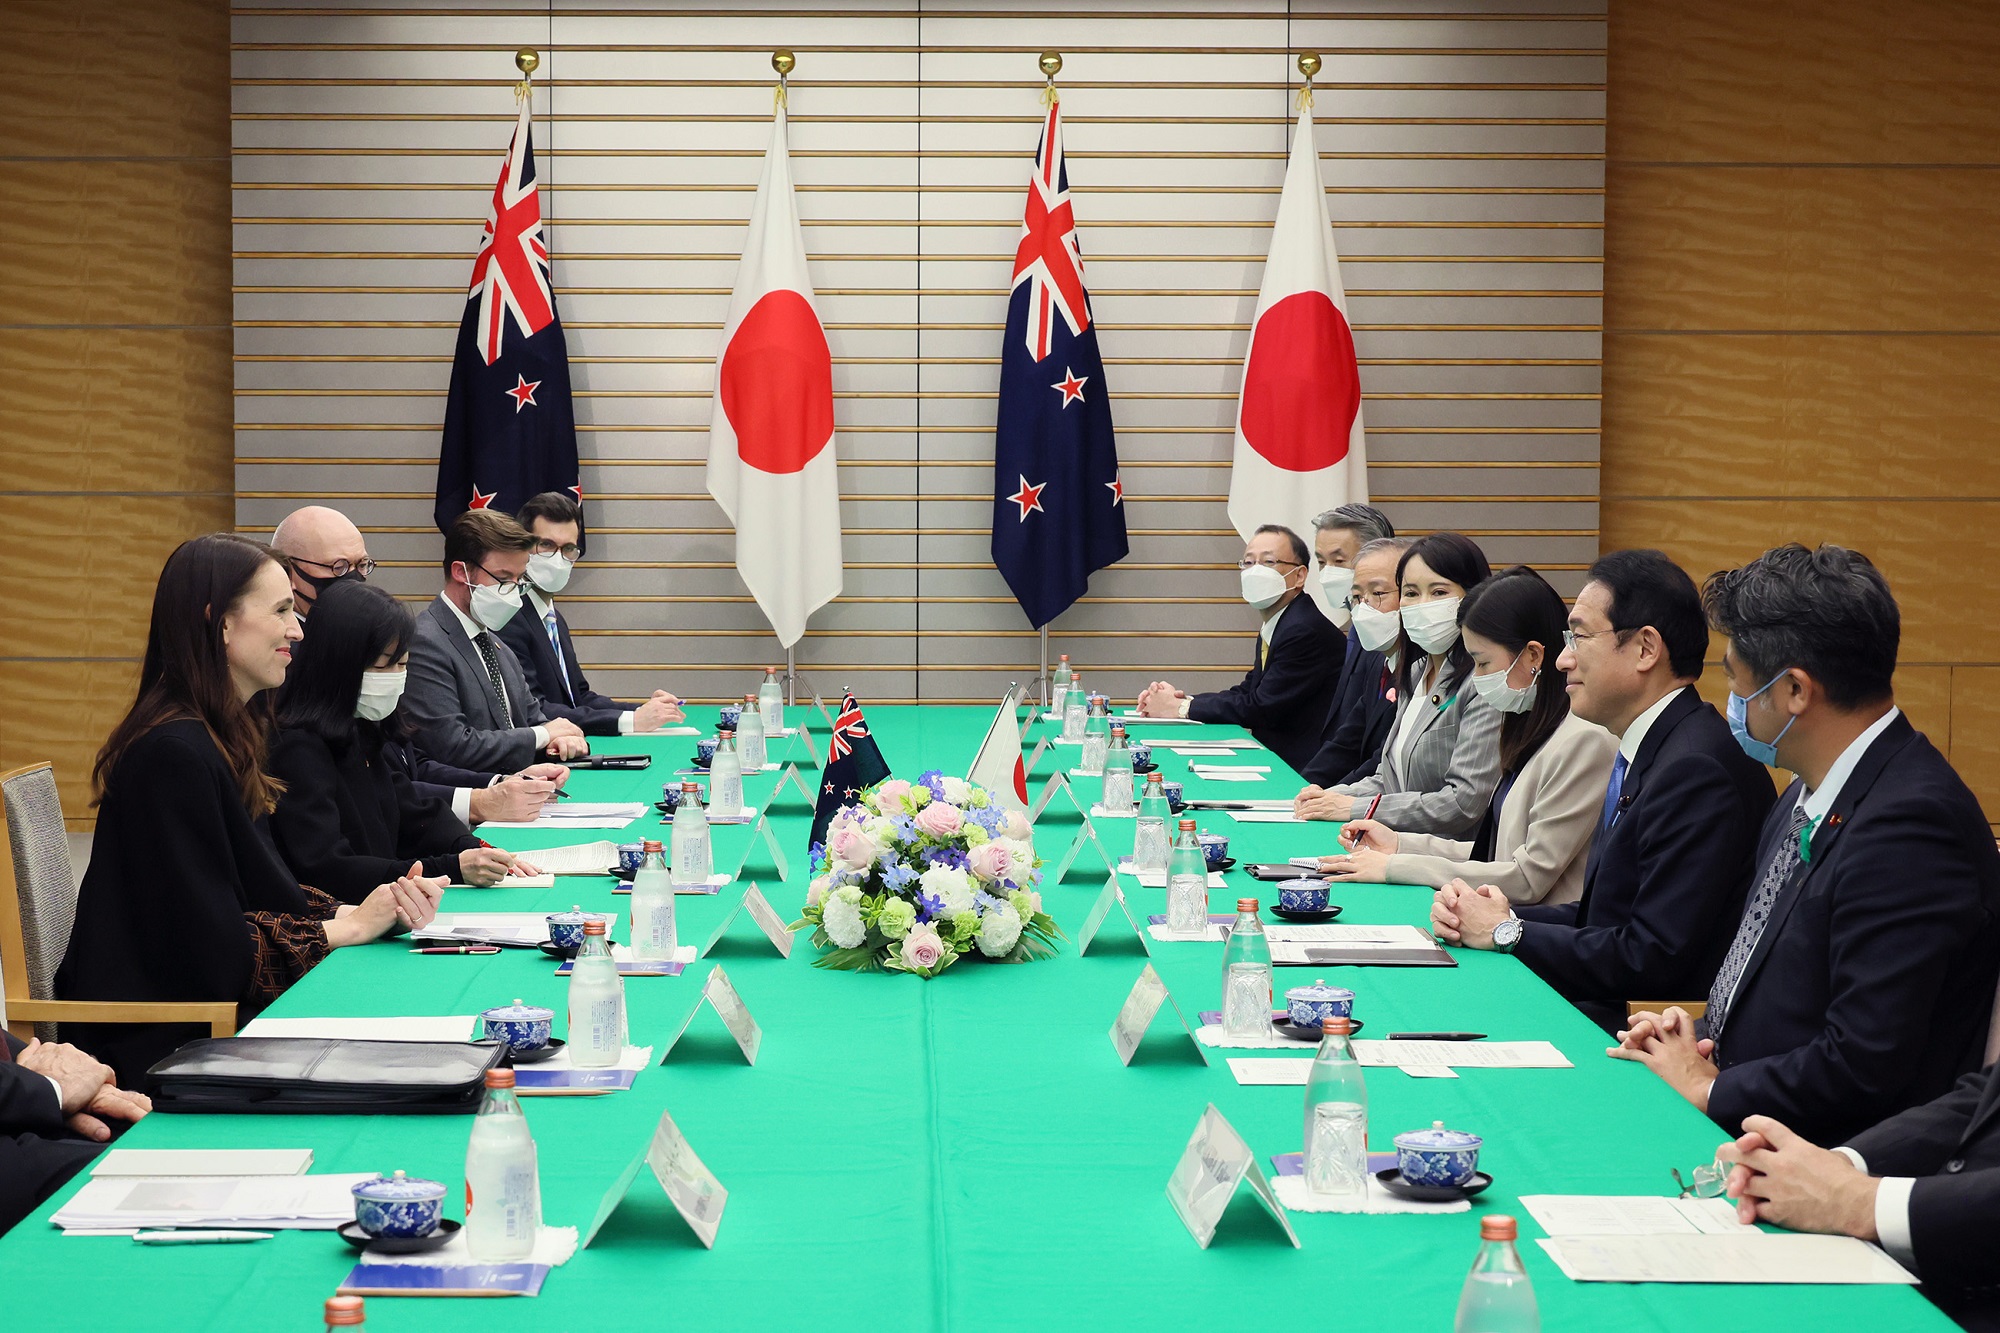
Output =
[
  {"x1": 1258, "y1": 637, "x2": 1267, "y2": 670},
  {"x1": 1598, "y1": 752, "x2": 1628, "y2": 834},
  {"x1": 1705, "y1": 803, "x2": 1814, "y2": 1040},
  {"x1": 544, "y1": 611, "x2": 574, "y2": 704},
  {"x1": 473, "y1": 631, "x2": 515, "y2": 728}
]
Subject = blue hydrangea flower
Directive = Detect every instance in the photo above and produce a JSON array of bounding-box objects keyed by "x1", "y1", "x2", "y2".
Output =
[
  {"x1": 888, "y1": 814, "x2": 919, "y2": 844},
  {"x1": 916, "y1": 891, "x2": 945, "y2": 923},
  {"x1": 967, "y1": 805, "x2": 1008, "y2": 835},
  {"x1": 881, "y1": 858, "x2": 920, "y2": 893},
  {"x1": 973, "y1": 890, "x2": 1005, "y2": 914},
  {"x1": 917, "y1": 769, "x2": 948, "y2": 800}
]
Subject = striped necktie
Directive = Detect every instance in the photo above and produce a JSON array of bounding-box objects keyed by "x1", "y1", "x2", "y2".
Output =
[{"x1": 544, "y1": 611, "x2": 574, "y2": 703}]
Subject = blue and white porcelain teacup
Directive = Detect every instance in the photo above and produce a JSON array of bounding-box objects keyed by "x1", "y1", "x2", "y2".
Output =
[
  {"x1": 481, "y1": 998, "x2": 553, "y2": 1052},
  {"x1": 547, "y1": 908, "x2": 610, "y2": 952},
  {"x1": 1277, "y1": 878, "x2": 1330, "y2": 913},
  {"x1": 659, "y1": 783, "x2": 684, "y2": 811},
  {"x1": 1393, "y1": 1122, "x2": 1483, "y2": 1188},
  {"x1": 1198, "y1": 833, "x2": 1230, "y2": 869},
  {"x1": 351, "y1": 1171, "x2": 446, "y2": 1238},
  {"x1": 718, "y1": 704, "x2": 742, "y2": 730},
  {"x1": 1284, "y1": 977, "x2": 1353, "y2": 1030},
  {"x1": 695, "y1": 738, "x2": 719, "y2": 767},
  {"x1": 1163, "y1": 780, "x2": 1185, "y2": 811},
  {"x1": 1129, "y1": 741, "x2": 1153, "y2": 770},
  {"x1": 616, "y1": 842, "x2": 647, "y2": 873}
]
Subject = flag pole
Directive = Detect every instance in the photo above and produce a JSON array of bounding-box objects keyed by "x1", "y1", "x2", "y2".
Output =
[
  {"x1": 1037, "y1": 625, "x2": 1050, "y2": 709},
  {"x1": 785, "y1": 643, "x2": 796, "y2": 707}
]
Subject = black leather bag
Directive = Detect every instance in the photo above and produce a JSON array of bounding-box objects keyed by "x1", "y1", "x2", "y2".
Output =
[{"x1": 144, "y1": 1037, "x2": 507, "y2": 1114}]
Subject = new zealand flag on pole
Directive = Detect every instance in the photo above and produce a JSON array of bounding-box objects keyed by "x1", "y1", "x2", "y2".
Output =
[
  {"x1": 809, "y1": 693, "x2": 893, "y2": 856},
  {"x1": 434, "y1": 100, "x2": 582, "y2": 537},
  {"x1": 990, "y1": 98, "x2": 1127, "y2": 629}
]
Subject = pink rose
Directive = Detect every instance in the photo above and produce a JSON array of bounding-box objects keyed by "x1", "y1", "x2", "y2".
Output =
[
  {"x1": 1003, "y1": 810, "x2": 1033, "y2": 841},
  {"x1": 967, "y1": 841, "x2": 1013, "y2": 883},
  {"x1": 902, "y1": 923, "x2": 946, "y2": 971},
  {"x1": 914, "y1": 801, "x2": 963, "y2": 838},
  {"x1": 829, "y1": 825, "x2": 879, "y2": 870},
  {"x1": 872, "y1": 779, "x2": 913, "y2": 813}
]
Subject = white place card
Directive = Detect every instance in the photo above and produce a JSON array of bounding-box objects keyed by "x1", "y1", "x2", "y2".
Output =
[
  {"x1": 660, "y1": 964, "x2": 762, "y2": 1066},
  {"x1": 1053, "y1": 812, "x2": 1119, "y2": 884},
  {"x1": 583, "y1": 1108, "x2": 730, "y2": 1251},
  {"x1": 726, "y1": 807, "x2": 792, "y2": 883},
  {"x1": 1031, "y1": 770, "x2": 1084, "y2": 823},
  {"x1": 1076, "y1": 881, "x2": 1150, "y2": 957},
  {"x1": 1109, "y1": 963, "x2": 1205, "y2": 1067},
  {"x1": 1165, "y1": 1104, "x2": 1299, "y2": 1250},
  {"x1": 763, "y1": 761, "x2": 818, "y2": 811},
  {"x1": 1226, "y1": 1057, "x2": 1315, "y2": 1085},
  {"x1": 700, "y1": 883, "x2": 795, "y2": 959}
]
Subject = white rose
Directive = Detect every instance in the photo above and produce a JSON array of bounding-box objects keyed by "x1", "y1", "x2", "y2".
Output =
[
  {"x1": 939, "y1": 776, "x2": 972, "y2": 806},
  {"x1": 976, "y1": 902, "x2": 1024, "y2": 958},
  {"x1": 920, "y1": 865, "x2": 974, "y2": 915},
  {"x1": 823, "y1": 893, "x2": 868, "y2": 949}
]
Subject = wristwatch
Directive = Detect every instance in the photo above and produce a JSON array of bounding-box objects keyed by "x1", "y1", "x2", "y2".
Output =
[{"x1": 1491, "y1": 915, "x2": 1524, "y2": 953}]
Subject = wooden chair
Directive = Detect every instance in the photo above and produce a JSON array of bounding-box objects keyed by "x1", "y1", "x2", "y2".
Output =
[
  {"x1": 1625, "y1": 1001, "x2": 1708, "y2": 1022},
  {"x1": 0, "y1": 762, "x2": 234, "y2": 1044}
]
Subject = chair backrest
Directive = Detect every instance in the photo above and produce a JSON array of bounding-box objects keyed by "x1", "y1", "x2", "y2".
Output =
[
  {"x1": 0, "y1": 763, "x2": 80, "y2": 1012},
  {"x1": 1985, "y1": 967, "x2": 2000, "y2": 1068}
]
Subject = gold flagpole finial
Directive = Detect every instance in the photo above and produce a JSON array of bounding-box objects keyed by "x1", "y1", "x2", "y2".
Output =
[
  {"x1": 773, "y1": 49, "x2": 794, "y2": 110},
  {"x1": 514, "y1": 48, "x2": 539, "y2": 104},
  {"x1": 1296, "y1": 51, "x2": 1320, "y2": 110},
  {"x1": 1039, "y1": 51, "x2": 1062, "y2": 107}
]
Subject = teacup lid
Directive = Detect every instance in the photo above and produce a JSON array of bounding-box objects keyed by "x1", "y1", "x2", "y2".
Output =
[
  {"x1": 1284, "y1": 977, "x2": 1354, "y2": 1003},
  {"x1": 1276, "y1": 876, "x2": 1323, "y2": 891},
  {"x1": 352, "y1": 1169, "x2": 446, "y2": 1203},
  {"x1": 547, "y1": 907, "x2": 588, "y2": 925},
  {"x1": 483, "y1": 998, "x2": 553, "y2": 1023},
  {"x1": 1393, "y1": 1120, "x2": 1482, "y2": 1152},
  {"x1": 1197, "y1": 831, "x2": 1227, "y2": 843}
]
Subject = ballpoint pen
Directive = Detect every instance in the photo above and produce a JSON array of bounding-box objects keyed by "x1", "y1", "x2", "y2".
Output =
[
  {"x1": 1385, "y1": 1032, "x2": 1487, "y2": 1042},
  {"x1": 409, "y1": 945, "x2": 501, "y2": 955}
]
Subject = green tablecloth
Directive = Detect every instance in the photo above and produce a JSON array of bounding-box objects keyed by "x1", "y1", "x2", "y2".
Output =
[{"x1": 0, "y1": 706, "x2": 1949, "y2": 1330}]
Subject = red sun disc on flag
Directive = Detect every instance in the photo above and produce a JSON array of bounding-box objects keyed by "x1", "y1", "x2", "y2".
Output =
[
  {"x1": 1238, "y1": 290, "x2": 1361, "y2": 472},
  {"x1": 720, "y1": 290, "x2": 834, "y2": 475}
]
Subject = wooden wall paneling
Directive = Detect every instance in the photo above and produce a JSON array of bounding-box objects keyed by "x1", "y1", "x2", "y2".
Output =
[
  {"x1": 1949, "y1": 669, "x2": 2000, "y2": 829},
  {"x1": 0, "y1": 662, "x2": 147, "y2": 827}
]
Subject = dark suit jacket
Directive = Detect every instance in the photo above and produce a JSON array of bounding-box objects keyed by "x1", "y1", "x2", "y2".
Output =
[
  {"x1": 268, "y1": 725, "x2": 481, "y2": 903},
  {"x1": 0, "y1": 1034, "x2": 104, "y2": 1236},
  {"x1": 1300, "y1": 632, "x2": 1394, "y2": 786},
  {"x1": 1186, "y1": 592, "x2": 1345, "y2": 773},
  {"x1": 497, "y1": 597, "x2": 632, "y2": 735},
  {"x1": 1514, "y1": 687, "x2": 1776, "y2": 1032},
  {"x1": 403, "y1": 596, "x2": 555, "y2": 772},
  {"x1": 1703, "y1": 714, "x2": 2000, "y2": 1145},
  {"x1": 1847, "y1": 1061, "x2": 2000, "y2": 1331},
  {"x1": 379, "y1": 737, "x2": 500, "y2": 813}
]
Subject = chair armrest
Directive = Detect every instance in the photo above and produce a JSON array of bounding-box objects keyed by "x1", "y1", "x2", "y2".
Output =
[
  {"x1": 9, "y1": 998, "x2": 236, "y2": 1041},
  {"x1": 1624, "y1": 1000, "x2": 1709, "y2": 1020}
]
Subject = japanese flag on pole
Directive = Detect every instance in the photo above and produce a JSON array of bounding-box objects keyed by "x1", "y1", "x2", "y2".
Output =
[
  {"x1": 1226, "y1": 100, "x2": 1368, "y2": 554},
  {"x1": 706, "y1": 103, "x2": 843, "y2": 649}
]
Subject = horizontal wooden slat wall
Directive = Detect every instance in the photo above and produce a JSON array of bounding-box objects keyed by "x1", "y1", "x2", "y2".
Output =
[
  {"x1": 232, "y1": 0, "x2": 1604, "y2": 706},
  {"x1": 1601, "y1": 0, "x2": 2000, "y2": 824},
  {"x1": 6, "y1": 0, "x2": 234, "y2": 830}
]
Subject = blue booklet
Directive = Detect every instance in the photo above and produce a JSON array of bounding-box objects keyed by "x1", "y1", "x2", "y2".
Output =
[
  {"x1": 512, "y1": 1067, "x2": 637, "y2": 1095},
  {"x1": 338, "y1": 1262, "x2": 549, "y2": 1297}
]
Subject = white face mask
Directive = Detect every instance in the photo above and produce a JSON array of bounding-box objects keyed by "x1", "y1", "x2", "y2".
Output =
[
  {"x1": 526, "y1": 551, "x2": 572, "y2": 594},
  {"x1": 1317, "y1": 565, "x2": 1354, "y2": 627},
  {"x1": 355, "y1": 668, "x2": 407, "y2": 722},
  {"x1": 1401, "y1": 596, "x2": 1463, "y2": 655},
  {"x1": 1350, "y1": 603, "x2": 1401, "y2": 653},
  {"x1": 1471, "y1": 652, "x2": 1538, "y2": 714},
  {"x1": 469, "y1": 579, "x2": 524, "y2": 631},
  {"x1": 1239, "y1": 563, "x2": 1289, "y2": 611}
]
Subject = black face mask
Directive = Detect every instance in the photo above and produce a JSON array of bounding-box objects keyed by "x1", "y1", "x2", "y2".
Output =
[{"x1": 296, "y1": 568, "x2": 363, "y2": 610}]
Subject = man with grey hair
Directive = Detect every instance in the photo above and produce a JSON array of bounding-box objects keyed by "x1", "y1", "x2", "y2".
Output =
[
  {"x1": 1310, "y1": 502, "x2": 1395, "y2": 629},
  {"x1": 1299, "y1": 534, "x2": 1409, "y2": 785}
]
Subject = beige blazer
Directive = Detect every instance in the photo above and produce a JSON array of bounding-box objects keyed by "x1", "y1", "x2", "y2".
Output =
[{"x1": 1383, "y1": 710, "x2": 1618, "y2": 906}]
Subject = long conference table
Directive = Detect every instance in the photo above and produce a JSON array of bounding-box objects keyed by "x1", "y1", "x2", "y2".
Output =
[{"x1": 0, "y1": 705, "x2": 1949, "y2": 1330}]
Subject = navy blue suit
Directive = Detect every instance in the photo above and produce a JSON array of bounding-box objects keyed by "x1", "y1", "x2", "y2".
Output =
[
  {"x1": 1300, "y1": 631, "x2": 1395, "y2": 786},
  {"x1": 1703, "y1": 714, "x2": 2000, "y2": 1145},
  {"x1": 497, "y1": 599, "x2": 631, "y2": 736},
  {"x1": 1513, "y1": 687, "x2": 1777, "y2": 1032},
  {"x1": 1186, "y1": 592, "x2": 1344, "y2": 774}
]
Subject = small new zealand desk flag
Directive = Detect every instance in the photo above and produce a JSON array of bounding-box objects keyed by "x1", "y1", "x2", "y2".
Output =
[{"x1": 810, "y1": 693, "x2": 892, "y2": 856}]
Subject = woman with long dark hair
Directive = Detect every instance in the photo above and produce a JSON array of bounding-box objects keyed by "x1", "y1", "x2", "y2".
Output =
[
  {"x1": 270, "y1": 580, "x2": 534, "y2": 899},
  {"x1": 54, "y1": 534, "x2": 441, "y2": 1085},
  {"x1": 1318, "y1": 567, "x2": 1618, "y2": 905},
  {"x1": 1294, "y1": 531, "x2": 1502, "y2": 836}
]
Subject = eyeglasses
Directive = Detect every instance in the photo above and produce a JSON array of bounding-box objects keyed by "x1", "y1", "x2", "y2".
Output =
[
  {"x1": 293, "y1": 555, "x2": 378, "y2": 580},
  {"x1": 470, "y1": 562, "x2": 525, "y2": 595},
  {"x1": 530, "y1": 539, "x2": 581, "y2": 561},
  {"x1": 1672, "y1": 1160, "x2": 1729, "y2": 1199},
  {"x1": 1562, "y1": 626, "x2": 1631, "y2": 653},
  {"x1": 1237, "y1": 557, "x2": 1303, "y2": 571}
]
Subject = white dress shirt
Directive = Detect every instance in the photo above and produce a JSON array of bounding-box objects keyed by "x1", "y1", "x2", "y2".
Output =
[
  {"x1": 438, "y1": 593, "x2": 549, "y2": 752},
  {"x1": 1617, "y1": 684, "x2": 1688, "y2": 764}
]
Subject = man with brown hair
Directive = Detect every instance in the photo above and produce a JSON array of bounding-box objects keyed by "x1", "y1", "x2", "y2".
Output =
[{"x1": 404, "y1": 510, "x2": 591, "y2": 771}]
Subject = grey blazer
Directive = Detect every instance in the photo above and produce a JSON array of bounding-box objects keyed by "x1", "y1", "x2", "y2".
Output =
[
  {"x1": 403, "y1": 596, "x2": 551, "y2": 773},
  {"x1": 1384, "y1": 710, "x2": 1618, "y2": 906},
  {"x1": 1330, "y1": 659, "x2": 1503, "y2": 837}
]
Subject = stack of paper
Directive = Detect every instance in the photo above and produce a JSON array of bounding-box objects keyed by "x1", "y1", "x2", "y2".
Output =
[
  {"x1": 1266, "y1": 923, "x2": 1448, "y2": 966},
  {"x1": 53, "y1": 1173, "x2": 373, "y2": 1232},
  {"x1": 1521, "y1": 1196, "x2": 1917, "y2": 1286},
  {"x1": 479, "y1": 803, "x2": 649, "y2": 831},
  {"x1": 1189, "y1": 765, "x2": 1268, "y2": 783},
  {"x1": 239, "y1": 1015, "x2": 481, "y2": 1043},
  {"x1": 92, "y1": 1149, "x2": 313, "y2": 1178},
  {"x1": 410, "y1": 913, "x2": 552, "y2": 947},
  {"x1": 513, "y1": 841, "x2": 620, "y2": 875}
]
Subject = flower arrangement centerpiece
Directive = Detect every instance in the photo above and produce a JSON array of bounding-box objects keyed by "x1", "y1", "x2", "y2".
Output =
[{"x1": 792, "y1": 771, "x2": 1062, "y2": 977}]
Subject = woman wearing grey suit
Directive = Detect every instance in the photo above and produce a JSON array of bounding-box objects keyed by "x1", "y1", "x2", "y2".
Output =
[
  {"x1": 1320, "y1": 567, "x2": 1617, "y2": 906},
  {"x1": 1294, "y1": 533, "x2": 1502, "y2": 838}
]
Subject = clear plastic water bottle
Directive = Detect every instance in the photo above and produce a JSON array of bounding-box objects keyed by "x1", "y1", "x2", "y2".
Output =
[
  {"x1": 738, "y1": 693, "x2": 767, "y2": 771},
  {"x1": 464, "y1": 1066, "x2": 540, "y2": 1260},
  {"x1": 710, "y1": 726, "x2": 744, "y2": 816},
  {"x1": 1101, "y1": 723, "x2": 1135, "y2": 812},
  {"x1": 1166, "y1": 817, "x2": 1208, "y2": 932},
  {"x1": 568, "y1": 918, "x2": 624, "y2": 1069},
  {"x1": 629, "y1": 838, "x2": 677, "y2": 961},
  {"x1": 671, "y1": 780, "x2": 712, "y2": 886},
  {"x1": 1062, "y1": 672, "x2": 1088, "y2": 743},
  {"x1": 758, "y1": 666, "x2": 784, "y2": 733},
  {"x1": 1303, "y1": 1016, "x2": 1369, "y2": 1201},
  {"x1": 1134, "y1": 772, "x2": 1171, "y2": 874},
  {"x1": 1079, "y1": 694, "x2": 1110, "y2": 774},
  {"x1": 1050, "y1": 654, "x2": 1073, "y2": 721},
  {"x1": 1220, "y1": 897, "x2": 1273, "y2": 1039},
  {"x1": 1456, "y1": 1216, "x2": 1541, "y2": 1332}
]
